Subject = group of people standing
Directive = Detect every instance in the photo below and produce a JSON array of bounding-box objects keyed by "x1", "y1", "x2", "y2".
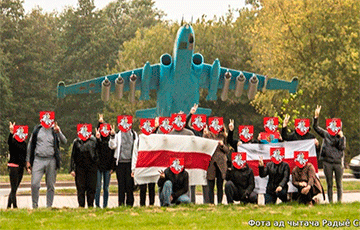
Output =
[{"x1": 6, "y1": 105, "x2": 346, "y2": 208}]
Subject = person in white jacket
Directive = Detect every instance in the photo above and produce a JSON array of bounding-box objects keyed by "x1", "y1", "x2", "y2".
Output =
[{"x1": 109, "y1": 125, "x2": 138, "y2": 207}]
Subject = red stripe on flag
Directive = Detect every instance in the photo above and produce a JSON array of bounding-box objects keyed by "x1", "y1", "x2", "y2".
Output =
[
  {"x1": 247, "y1": 156, "x2": 318, "y2": 176},
  {"x1": 136, "y1": 150, "x2": 212, "y2": 170}
]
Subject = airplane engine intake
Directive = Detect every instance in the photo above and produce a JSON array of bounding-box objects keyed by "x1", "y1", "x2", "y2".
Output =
[
  {"x1": 160, "y1": 53, "x2": 172, "y2": 79},
  {"x1": 247, "y1": 74, "x2": 259, "y2": 100},
  {"x1": 192, "y1": 53, "x2": 204, "y2": 76},
  {"x1": 101, "y1": 77, "x2": 111, "y2": 102}
]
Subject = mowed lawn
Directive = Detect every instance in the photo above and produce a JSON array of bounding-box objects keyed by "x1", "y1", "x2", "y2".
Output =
[{"x1": 0, "y1": 203, "x2": 359, "y2": 229}]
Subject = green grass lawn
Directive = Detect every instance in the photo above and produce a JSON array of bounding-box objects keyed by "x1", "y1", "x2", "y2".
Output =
[{"x1": 0, "y1": 203, "x2": 359, "y2": 229}]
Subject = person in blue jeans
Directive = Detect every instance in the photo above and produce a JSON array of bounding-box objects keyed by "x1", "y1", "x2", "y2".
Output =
[
  {"x1": 94, "y1": 115, "x2": 115, "y2": 208},
  {"x1": 158, "y1": 158, "x2": 190, "y2": 206}
]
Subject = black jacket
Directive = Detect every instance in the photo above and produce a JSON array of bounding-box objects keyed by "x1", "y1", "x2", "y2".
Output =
[
  {"x1": 70, "y1": 136, "x2": 98, "y2": 172},
  {"x1": 158, "y1": 167, "x2": 189, "y2": 202},
  {"x1": 259, "y1": 161, "x2": 290, "y2": 195},
  {"x1": 281, "y1": 127, "x2": 316, "y2": 141},
  {"x1": 8, "y1": 134, "x2": 27, "y2": 168},
  {"x1": 226, "y1": 164, "x2": 255, "y2": 196},
  {"x1": 227, "y1": 130, "x2": 259, "y2": 151},
  {"x1": 313, "y1": 117, "x2": 346, "y2": 164},
  {"x1": 96, "y1": 135, "x2": 115, "y2": 171}
]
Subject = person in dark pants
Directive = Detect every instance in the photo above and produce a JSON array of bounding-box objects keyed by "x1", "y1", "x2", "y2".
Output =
[
  {"x1": 313, "y1": 105, "x2": 346, "y2": 203},
  {"x1": 158, "y1": 158, "x2": 190, "y2": 206},
  {"x1": 94, "y1": 115, "x2": 115, "y2": 208},
  {"x1": 70, "y1": 133, "x2": 98, "y2": 208},
  {"x1": 139, "y1": 183, "x2": 155, "y2": 206},
  {"x1": 225, "y1": 153, "x2": 257, "y2": 204},
  {"x1": 109, "y1": 125, "x2": 139, "y2": 207},
  {"x1": 258, "y1": 156, "x2": 290, "y2": 204},
  {"x1": 292, "y1": 152, "x2": 324, "y2": 205},
  {"x1": 205, "y1": 128, "x2": 229, "y2": 205},
  {"x1": 7, "y1": 122, "x2": 27, "y2": 208}
]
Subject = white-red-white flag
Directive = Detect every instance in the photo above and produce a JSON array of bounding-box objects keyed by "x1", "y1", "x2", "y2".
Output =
[
  {"x1": 237, "y1": 139, "x2": 318, "y2": 194},
  {"x1": 134, "y1": 134, "x2": 218, "y2": 185}
]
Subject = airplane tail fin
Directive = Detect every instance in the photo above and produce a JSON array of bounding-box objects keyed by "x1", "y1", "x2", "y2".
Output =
[{"x1": 136, "y1": 107, "x2": 157, "y2": 118}]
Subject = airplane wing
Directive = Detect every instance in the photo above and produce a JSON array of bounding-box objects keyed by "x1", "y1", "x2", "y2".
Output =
[
  {"x1": 57, "y1": 62, "x2": 160, "y2": 101},
  {"x1": 199, "y1": 60, "x2": 298, "y2": 101}
]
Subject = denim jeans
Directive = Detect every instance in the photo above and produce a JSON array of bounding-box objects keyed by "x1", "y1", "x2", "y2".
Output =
[
  {"x1": 159, "y1": 180, "x2": 191, "y2": 206},
  {"x1": 95, "y1": 170, "x2": 111, "y2": 208}
]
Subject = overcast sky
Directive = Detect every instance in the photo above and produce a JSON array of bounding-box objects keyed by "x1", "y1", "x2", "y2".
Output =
[{"x1": 23, "y1": 0, "x2": 246, "y2": 22}]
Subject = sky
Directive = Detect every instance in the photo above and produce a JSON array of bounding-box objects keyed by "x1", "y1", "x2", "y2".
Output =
[{"x1": 23, "y1": 0, "x2": 247, "y2": 22}]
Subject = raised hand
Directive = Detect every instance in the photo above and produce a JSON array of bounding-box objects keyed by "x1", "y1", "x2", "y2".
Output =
[
  {"x1": 283, "y1": 114, "x2": 290, "y2": 127},
  {"x1": 190, "y1": 103, "x2": 198, "y2": 114},
  {"x1": 98, "y1": 114, "x2": 104, "y2": 123},
  {"x1": 259, "y1": 156, "x2": 264, "y2": 167},
  {"x1": 228, "y1": 119, "x2": 234, "y2": 131},
  {"x1": 155, "y1": 117, "x2": 159, "y2": 128},
  {"x1": 158, "y1": 170, "x2": 165, "y2": 178},
  {"x1": 54, "y1": 122, "x2": 60, "y2": 133},
  {"x1": 110, "y1": 125, "x2": 116, "y2": 136},
  {"x1": 314, "y1": 105, "x2": 321, "y2": 118},
  {"x1": 95, "y1": 128, "x2": 100, "y2": 139},
  {"x1": 9, "y1": 121, "x2": 15, "y2": 134}
]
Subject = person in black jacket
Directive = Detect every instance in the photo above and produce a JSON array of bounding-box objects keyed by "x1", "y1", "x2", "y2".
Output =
[
  {"x1": 225, "y1": 154, "x2": 257, "y2": 204},
  {"x1": 70, "y1": 134, "x2": 98, "y2": 208},
  {"x1": 258, "y1": 156, "x2": 290, "y2": 204},
  {"x1": 94, "y1": 115, "x2": 115, "y2": 208},
  {"x1": 7, "y1": 122, "x2": 27, "y2": 208},
  {"x1": 158, "y1": 158, "x2": 190, "y2": 206},
  {"x1": 313, "y1": 105, "x2": 346, "y2": 203}
]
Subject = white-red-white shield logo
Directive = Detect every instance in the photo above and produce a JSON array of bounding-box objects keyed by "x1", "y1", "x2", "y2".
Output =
[
  {"x1": 170, "y1": 157, "x2": 184, "y2": 174},
  {"x1": 191, "y1": 114, "x2": 207, "y2": 132},
  {"x1": 99, "y1": 123, "x2": 111, "y2": 137},
  {"x1": 171, "y1": 113, "x2": 186, "y2": 131},
  {"x1": 140, "y1": 118, "x2": 155, "y2": 135},
  {"x1": 77, "y1": 124, "x2": 92, "y2": 141},
  {"x1": 232, "y1": 152, "x2": 247, "y2": 169},
  {"x1": 264, "y1": 117, "x2": 278, "y2": 133},
  {"x1": 295, "y1": 118, "x2": 310, "y2": 136},
  {"x1": 238, "y1": 125, "x2": 253, "y2": 143},
  {"x1": 159, "y1": 117, "x2": 173, "y2": 134},
  {"x1": 294, "y1": 151, "x2": 309, "y2": 168},
  {"x1": 326, "y1": 118, "x2": 342, "y2": 136},
  {"x1": 117, "y1": 115, "x2": 132, "y2": 132},
  {"x1": 270, "y1": 147, "x2": 285, "y2": 164},
  {"x1": 13, "y1": 125, "x2": 28, "y2": 142},
  {"x1": 40, "y1": 111, "x2": 55, "y2": 129},
  {"x1": 208, "y1": 117, "x2": 224, "y2": 135}
]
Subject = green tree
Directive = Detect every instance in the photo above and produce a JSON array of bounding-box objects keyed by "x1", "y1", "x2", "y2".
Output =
[{"x1": 248, "y1": 0, "x2": 360, "y2": 160}]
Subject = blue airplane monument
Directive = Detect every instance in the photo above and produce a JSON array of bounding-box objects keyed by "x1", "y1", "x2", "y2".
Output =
[{"x1": 57, "y1": 24, "x2": 298, "y2": 118}]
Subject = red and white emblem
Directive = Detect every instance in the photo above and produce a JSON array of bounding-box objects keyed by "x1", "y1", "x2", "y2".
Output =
[
  {"x1": 171, "y1": 113, "x2": 186, "y2": 131},
  {"x1": 326, "y1": 118, "x2": 342, "y2": 136},
  {"x1": 208, "y1": 117, "x2": 224, "y2": 135},
  {"x1": 117, "y1": 115, "x2": 132, "y2": 132},
  {"x1": 170, "y1": 157, "x2": 184, "y2": 174},
  {"x1": 264, "y1": 117, "x2": 278, "y2": 133},
  {"x1": 238, "y1": 125, "x2": 254, "y2": 143},
  {"x1": 270, "y1": 147, "x2": 285, "y2": 164},
  {"x1": 140, "y1": 118, "x2": 155, "y2": 135},
  {"x1": 191, "y1": 114, "x2": 207, "y2": 132},
  {"x1": 232, "y1": 152, "x2": 247, "y2": 169},
  {"x1": 295, "y1": 118, "x2": 310, "y2": 136},
  {"x1": 99, "y1": 123, "x2": 111, "y2": 137},
  {"x1": 294, "y1": 151, "x2": 309, "y2": 168},
  {"x1": 40, "y1": 111, "x2": 55, "y2": 129},
  {"x1": 77, "y1": 124, "x2": 92, "y2": 141},
  {"x1": 159, "y1": 117, "x2": 173, "y2": 134},
  {"x1": 13, "y1": 125, "x2": 28, "y2": 142}
]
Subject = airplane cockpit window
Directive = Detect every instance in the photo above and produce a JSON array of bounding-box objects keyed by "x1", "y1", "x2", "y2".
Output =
[
  {"x1": 179, "y1": 42, "x2": 187, "y2": 49},
  {"x1": 189, "y1": 34, "x2": 194, "y2": 44}
]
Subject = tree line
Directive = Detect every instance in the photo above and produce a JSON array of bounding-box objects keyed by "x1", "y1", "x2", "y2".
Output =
[{"x1": 1, "y1": 0, "x2": 358, "y2": 174}]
